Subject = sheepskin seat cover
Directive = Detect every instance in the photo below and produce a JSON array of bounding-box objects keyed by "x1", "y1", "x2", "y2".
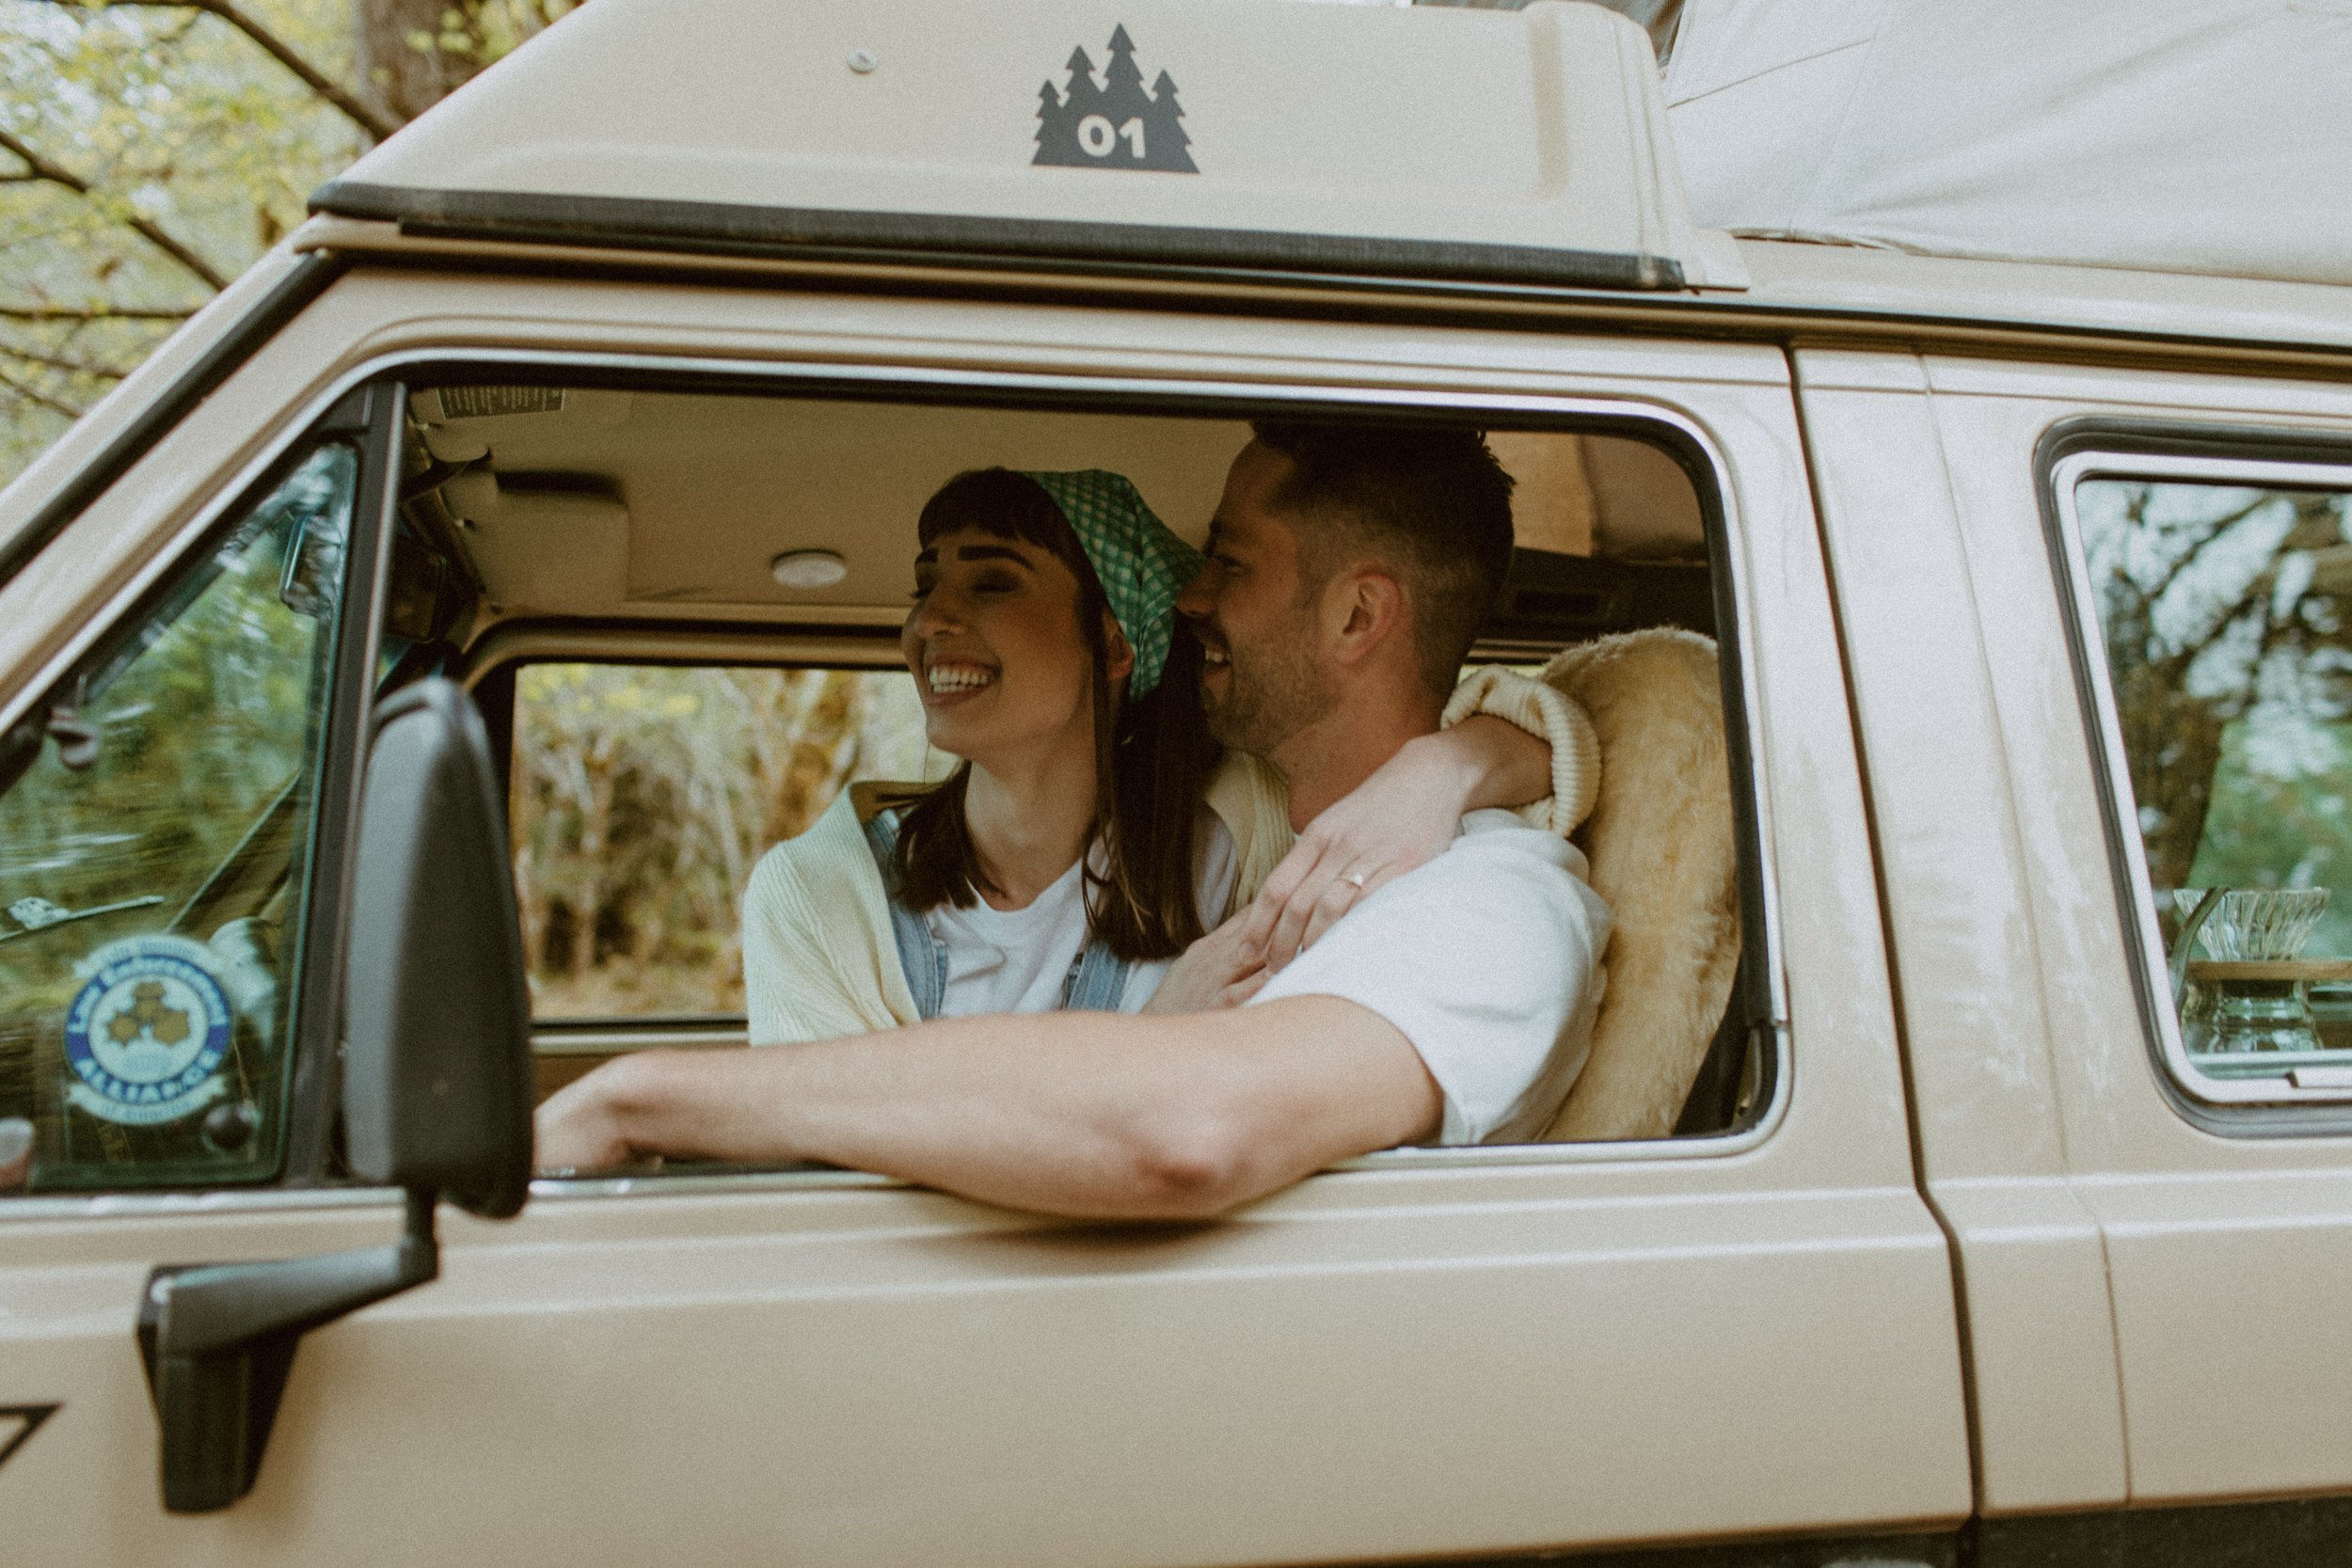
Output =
[{"x1": 1540, "y1": 629, "x2": 1741, "y2": 1143}]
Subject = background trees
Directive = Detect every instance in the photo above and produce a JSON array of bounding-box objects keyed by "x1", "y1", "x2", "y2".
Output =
[
  {"x1": 0, "y1": 0, "x2": 573, "y2": 484},
  {"x1": 510, "y1": 665, "x2": 931, "y2": 1018}
]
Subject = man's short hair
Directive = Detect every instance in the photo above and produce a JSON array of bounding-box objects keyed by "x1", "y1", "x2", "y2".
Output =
[{"x1": 1248, "y1": 420, "x2": 1517, "y2": 700}]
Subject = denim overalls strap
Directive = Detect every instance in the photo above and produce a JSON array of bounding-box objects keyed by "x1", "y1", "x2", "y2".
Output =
[
  {"x1": 864, "y1": 806, "x2": 1134, "y2": 1017},
  {"x1": 1059, "y1": 933, "x2": 1133, "y2": 1012},
  {"x1": 863, "y1": 807, "x2": 946, "y2": 1020}
]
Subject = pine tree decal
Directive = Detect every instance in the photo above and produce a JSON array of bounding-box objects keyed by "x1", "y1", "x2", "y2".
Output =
[
  {"x1": 1063, "y1": 46, "x2": 1104, "y2": 121},
  {"x1": 1034, "y1": 50, "x2": 1091, "y2": 166},
  {"x1": 1143, "y1": 69, "x2": 1192, "y2": 172},
  {"x1": 1033, "y1": 27, "x2": 1198, "y2": 173},
  {"x1": 1100, "y1": 26, "x2": 1152, "y2": 125}
]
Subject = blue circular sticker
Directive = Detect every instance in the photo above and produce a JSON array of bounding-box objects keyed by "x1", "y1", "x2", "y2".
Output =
[{"x1": 63, "y1": 935, "x2": 233, "y2": 1127}]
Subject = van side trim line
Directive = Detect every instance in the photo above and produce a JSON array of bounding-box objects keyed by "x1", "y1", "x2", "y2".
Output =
[
  {"x1": 0, "y1": 251, "x2": 343, "y2": 593},
  {"x1": 309, "y1": 180, "x2": 1687, "y2": 293},
  {"x1": 293, "y1": 216, "x2": 2352, "y2": 369}
]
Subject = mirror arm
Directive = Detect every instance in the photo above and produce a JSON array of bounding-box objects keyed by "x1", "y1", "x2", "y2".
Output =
[{"x1": 136, "y1": 1189, "x2": 437, "y2": 1514}]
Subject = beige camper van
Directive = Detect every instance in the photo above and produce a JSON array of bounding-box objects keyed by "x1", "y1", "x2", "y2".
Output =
[{"x1": 4, "y1": 0, "x2": 2351, "y2": 1561}]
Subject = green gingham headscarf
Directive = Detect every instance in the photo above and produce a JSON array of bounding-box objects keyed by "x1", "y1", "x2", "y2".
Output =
[{"x1": 1020, "y1": 469, "x2": 1204, "y2": 698}]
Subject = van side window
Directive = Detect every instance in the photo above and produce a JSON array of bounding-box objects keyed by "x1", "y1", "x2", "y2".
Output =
[
  {"x1": 0, "y1": 445, "x2": 358, "y2": 1190},
  {"x1": 507, "y1": 661, "x2": 929, "y2": 1037},
  {"x1": 409, "y1": 379, "x2": 1764, "y2": 1150},
  {"x1": 2073, "y1": 471, "x2": 2352, "y2": 1092}
]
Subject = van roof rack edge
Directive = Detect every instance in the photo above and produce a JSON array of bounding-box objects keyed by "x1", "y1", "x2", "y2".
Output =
[{"x1": 309, "y1": 181, "x2": 1687, "y2": 295}]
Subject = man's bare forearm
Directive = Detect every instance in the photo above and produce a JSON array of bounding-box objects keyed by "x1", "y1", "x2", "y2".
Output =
[{"x1": 542, "y1": 997, "x2": 1438, "y2": 1219}]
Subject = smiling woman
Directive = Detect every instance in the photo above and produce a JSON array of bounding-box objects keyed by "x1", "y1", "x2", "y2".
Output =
[
  {"x1": 888, "y1": 467, "x2": 1215, "y2": 968},
  {"x1": 741, "y1": 465, "x2": 1233, "y2": 1038}
]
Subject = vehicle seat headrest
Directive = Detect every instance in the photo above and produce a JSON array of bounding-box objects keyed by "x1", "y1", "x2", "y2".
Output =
[{"x1": 1538, "y1": 628, "x2": 1741, "y2": 1143}]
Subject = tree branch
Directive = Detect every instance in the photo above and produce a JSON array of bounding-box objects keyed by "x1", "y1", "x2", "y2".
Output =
[
  {"x1": 2145, "y1": 493, "x2": 2275, "y2": 608},
  {"x1": 0, "y1": 342, "x2": 134, "y2": 379},
  {"x1": 20, "y1": 0, "x2": 402, "y2": 140},
  {"x1": 0, "y1": 303, "x2": 197, "y2": 322},
  {"x1": 0, "y1": 125, "x2": 230, "y2": 291},
  {"x1": 190, "y1": 0, "x2": 403, "y2": 140},
  {"x1": 0, "y1": 365, "x2": 87, "y2": 421}
]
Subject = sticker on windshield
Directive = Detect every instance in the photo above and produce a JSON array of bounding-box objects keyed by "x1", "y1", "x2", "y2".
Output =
[
  {"x1": 62, "y1": 935, "x2": 232, "y2": 1126},
  {"x1": 1034, "y1": 25, "x2": 1197, "y2": 174}
]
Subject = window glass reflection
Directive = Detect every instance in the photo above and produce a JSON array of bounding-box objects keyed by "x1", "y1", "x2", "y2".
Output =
[{"x1": 2080, "y1": 477, "x2": 2352, "y2": 1078}]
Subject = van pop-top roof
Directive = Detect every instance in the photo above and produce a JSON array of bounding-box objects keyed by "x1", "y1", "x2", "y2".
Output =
[
  {"x1": 312, "y1": 0, "x2": 1746, "y2": 293},
  {"x1": 1666, "y1": 0, "x2": 2352, "y2": 291}
]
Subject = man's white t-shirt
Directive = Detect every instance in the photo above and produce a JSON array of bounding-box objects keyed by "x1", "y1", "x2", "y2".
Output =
[
  {"x1": 929, "y1": 808, "x2": 1239, "y2": 1017},
  {"x1": 1248, "y1": 808, "x2": 1611, "y2": 1146}
]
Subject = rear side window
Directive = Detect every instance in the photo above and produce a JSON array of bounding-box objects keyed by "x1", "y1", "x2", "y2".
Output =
[
  {"x1": 2062, "y1": 458, "x2": 2352, "y2": 1101},
  {"x1": 508, "y1": 662, "x2": 931, "y2": 1022}
]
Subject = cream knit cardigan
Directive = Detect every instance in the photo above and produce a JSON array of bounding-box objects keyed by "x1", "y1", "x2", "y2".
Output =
[{"x1": 742, "y1": 667, "x2": 1599, "y2": 1045}]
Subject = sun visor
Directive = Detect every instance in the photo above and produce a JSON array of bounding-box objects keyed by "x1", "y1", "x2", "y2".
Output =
[{"x1": 311, "y1": 0, "x2": 1740, "y2": 291}]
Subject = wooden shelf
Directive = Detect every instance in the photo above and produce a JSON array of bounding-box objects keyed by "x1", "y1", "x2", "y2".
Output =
[{"x1": 2186, "y1": 958, "x2": 2352, "y2": 983}]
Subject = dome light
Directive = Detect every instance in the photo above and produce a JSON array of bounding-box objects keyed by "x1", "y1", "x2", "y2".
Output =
[{"x1": 771, "y1": 549, "x2": 849, "y2": 590}]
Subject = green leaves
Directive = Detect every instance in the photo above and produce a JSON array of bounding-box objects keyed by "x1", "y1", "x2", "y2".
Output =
[
  {"x1": 0, "y1": 0, "x2": 579, "y2": 485},
  {"x1": 0, "y1": 0, "x2": 356, "y2": 475}
]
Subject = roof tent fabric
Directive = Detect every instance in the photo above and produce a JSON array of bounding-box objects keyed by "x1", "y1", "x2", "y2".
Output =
[{"x1": 1662, "y1": 0, "x2": 2352, "y2": 287}]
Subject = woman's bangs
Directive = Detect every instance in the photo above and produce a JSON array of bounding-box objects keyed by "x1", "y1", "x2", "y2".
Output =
[
  {"x1": 915, "y1": 469, "x2": 1081, "y2": 565},
  {"x1": 915, "y1": 503, "x2": 1059, "y2": 552}
]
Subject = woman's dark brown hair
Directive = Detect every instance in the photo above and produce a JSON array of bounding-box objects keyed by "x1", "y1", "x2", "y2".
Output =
[{"x1": 884, "y1": 468, "x2": 1216, "y2": 961}]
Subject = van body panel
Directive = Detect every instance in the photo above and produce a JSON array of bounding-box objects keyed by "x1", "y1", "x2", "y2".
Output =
[
  {"x1": 0, "y1": 281, "x2": 1970, "y2": 1559},
  {"x1": 1922, "y1": 361, "x2": 2352, "y2": 1508},
  {"x1": 1791, "y1": 346, "x2": 2133, "y2": 1517},
  {"x1": 8, "y1": 1172, "x2": 1963, "y2": 1567}
]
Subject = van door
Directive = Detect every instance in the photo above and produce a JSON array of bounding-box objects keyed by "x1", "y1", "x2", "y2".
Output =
[
  {"x1": 1813, "y1": 345, "x2": 2352, "y2": 1556},
  {"x1": 1, "y1": 271, "x2": 1970, "y2": 1566},
  {"x1": 1791, "y1": 348, "x2": 2133, "y2": 1540}
]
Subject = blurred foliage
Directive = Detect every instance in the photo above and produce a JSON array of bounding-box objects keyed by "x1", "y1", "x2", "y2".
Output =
[
  {"x1": 0, "y1": 443, "x2": 350, "y2": 1179},
  {"x1": 0, "y1": 0, "x2": 576, "y2": 486},
  {"x1": 2083, "y1": 479, "x2": 2352, "y2": 957},
  {"x1": 512, "y1": 663, "x2": 932, "y2": 1019},
  {"x1": 2193, "y1": 716, "x2": 2352, "y2": 959}
]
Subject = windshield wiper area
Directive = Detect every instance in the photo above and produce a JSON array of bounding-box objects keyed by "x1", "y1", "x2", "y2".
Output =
[{"x1": 0, "y1": 893, "x2": 167, "y2": 944}]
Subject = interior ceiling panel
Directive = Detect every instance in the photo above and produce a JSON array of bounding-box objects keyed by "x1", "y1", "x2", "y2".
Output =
[
  {"x1": 431, "y1": 391, "x2": 1249, "y2": 613},
  {"x1": 417, "y1": 388, "x2": 1702, "y2": 621}
]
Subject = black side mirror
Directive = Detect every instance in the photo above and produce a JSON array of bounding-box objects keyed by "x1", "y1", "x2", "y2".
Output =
[
  {"x1": 343, "y1": 678, "x2": 532, "y2": 1215},
  {"x1": 136, "y1": 677, "x2": 532, "y2": 1513}
]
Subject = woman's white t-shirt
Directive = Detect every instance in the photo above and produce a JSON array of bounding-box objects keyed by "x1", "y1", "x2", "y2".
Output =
[{"x1": 926, "y1": 808, "x2": 1238, "y2": 1017}]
